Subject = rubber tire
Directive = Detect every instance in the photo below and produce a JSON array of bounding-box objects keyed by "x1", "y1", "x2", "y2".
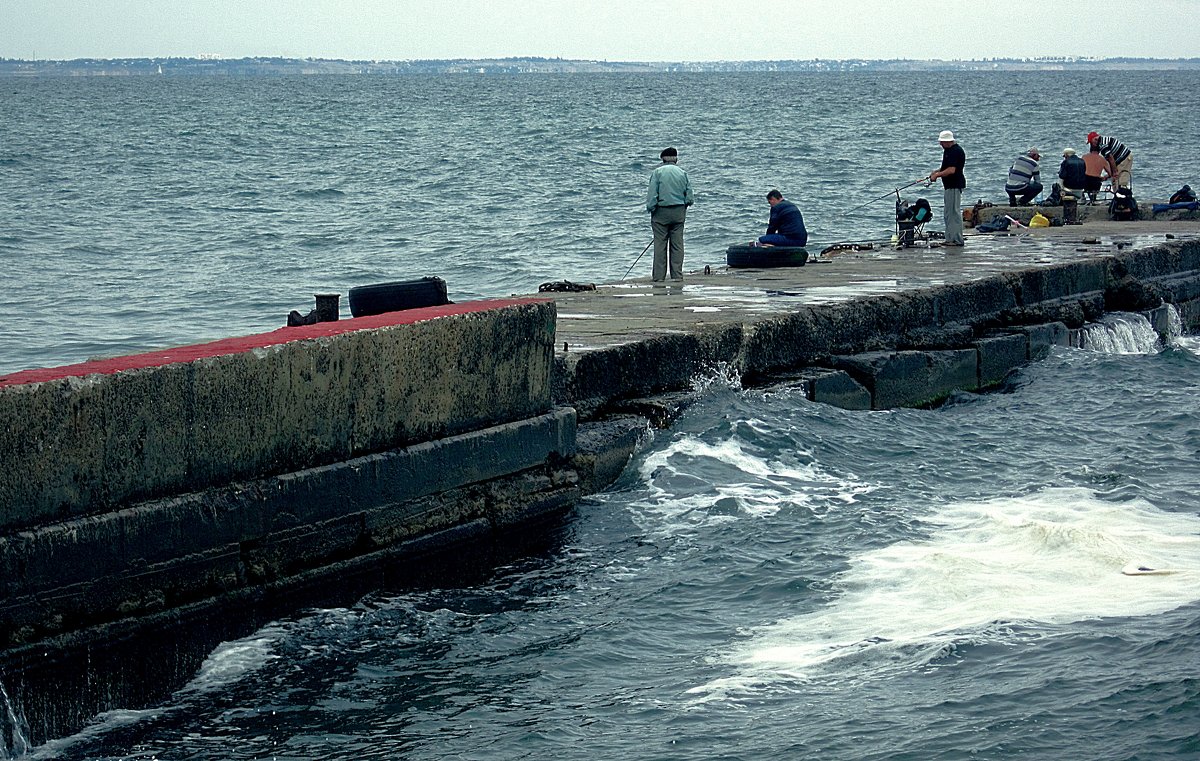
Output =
[
  {"x1": 348, "y1": 277, "x2": 449, "y2": 317},
  {"x1": 725, "y1": 245, "x2": 808, "y2": 268}
]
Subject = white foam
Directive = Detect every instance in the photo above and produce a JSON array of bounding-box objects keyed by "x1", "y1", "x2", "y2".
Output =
[
  {"x1": 1175, "y1": 335, "x2": 1200, "y2": 356},
  {"x1": 632, "y1": 431, "x2": 870, "y2": 532},
  {"x1": 1078, "y1": 313, "x2": 1161, "y2": 354},
  {"x1": 694, "y1": 488, "x2": 1200, "y2": 695},
  {"x1": 12, "y1": 624, "x2": 287, "y2": 759},
  {"x1": 177, "y1": 628, "x2": 282, "y2": 696}
]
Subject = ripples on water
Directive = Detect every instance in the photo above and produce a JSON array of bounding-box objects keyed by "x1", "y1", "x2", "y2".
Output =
[
  {"x1": 2, "y1": 71, "x2": 1200, "y2": 373},
  {"x1": 9, "y1": 323, "x2": 1196, "y2": 760}
]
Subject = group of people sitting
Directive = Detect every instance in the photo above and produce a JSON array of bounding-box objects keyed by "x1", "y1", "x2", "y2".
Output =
[{"x1": 1004, "y1": 131, "x2": 1132, "y2": 207}]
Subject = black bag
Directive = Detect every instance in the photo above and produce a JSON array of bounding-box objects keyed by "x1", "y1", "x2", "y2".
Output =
[
  {"x1": 1169, "y1": 185, "x2": 1196, "y2": 204},
  {"x1": 1041, "y1": 183, "x2": 1062, "y2": 207},
  {"x1": 1110, "y1": 188, "x2": 1138, "y2": 221}
]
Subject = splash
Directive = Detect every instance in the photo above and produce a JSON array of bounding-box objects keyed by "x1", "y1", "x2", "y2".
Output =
[
  {"x1": 694, "y1": 488, "x2": 1200, "y2": 695},
  {"x1": 0, "y1": 679, "x2": 31, "y2": 760},
  {"x1": 690, "y1": 361, "x2": 743, "y2": 394},
  {"x1": 1078, "y1": 313, "x2": 1161, "y2": 354}
]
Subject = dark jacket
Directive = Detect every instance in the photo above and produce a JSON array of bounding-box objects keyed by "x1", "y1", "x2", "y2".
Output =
[
  {"x1": 1059, "y1": 155, "x2": 1088, "y2": 190},
  {"x1": 767, "y1": 200, "x2": 808, "y2": 241}
]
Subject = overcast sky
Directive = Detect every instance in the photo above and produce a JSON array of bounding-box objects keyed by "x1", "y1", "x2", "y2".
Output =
[{"x1": 4, "y1": 0, "x2": 1199, "y2": 61}]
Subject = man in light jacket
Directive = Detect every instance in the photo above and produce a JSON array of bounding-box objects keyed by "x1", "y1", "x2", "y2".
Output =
[{"x1": 645, "y1": 147, "x2": 695, "y2": 281}]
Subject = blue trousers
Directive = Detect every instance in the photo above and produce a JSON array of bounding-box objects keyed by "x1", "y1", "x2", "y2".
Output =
[{"x1": 758, "y1": 233, "x2": 807, "y2": 247}]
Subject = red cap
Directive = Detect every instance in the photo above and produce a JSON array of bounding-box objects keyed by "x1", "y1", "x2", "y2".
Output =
[{"x1": 1087, "y1": 131, "x2": 1100, "y2": 143}]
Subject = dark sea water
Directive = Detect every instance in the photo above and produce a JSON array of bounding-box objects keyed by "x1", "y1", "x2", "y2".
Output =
[
  {"x1": 3, "y1": 72, "x2": 1200, "y2": 759},
  {"x1": 2, "y1": 71, "x2": 1200, "y2": 375}
]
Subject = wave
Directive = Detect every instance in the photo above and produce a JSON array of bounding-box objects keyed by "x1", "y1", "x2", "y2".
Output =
[
  {"x1": 630, "y1": 398, "x2": 874, "y2": 536},
  {"x1": 293, "y1": 188, "x2": 346, "y2": 199},
  {"x1": 692, "y1": 487, "x2": 1200, "y2": 697},
  {"x1": 14, "y1": 625, "x2": 286, "y2": 760}
]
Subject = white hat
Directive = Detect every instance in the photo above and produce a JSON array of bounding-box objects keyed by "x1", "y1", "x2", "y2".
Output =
[
  {"x1": 938, "y1": 130, "x2": 955, "y2": 142},
  {"x1": 1062, "y1": 147, "x2": 1076, "y2": 156}
]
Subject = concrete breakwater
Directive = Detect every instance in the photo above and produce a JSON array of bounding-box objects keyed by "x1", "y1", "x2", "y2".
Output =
[{"x1": 3, "y1": 229, "x2": 1200, "y2": 678}]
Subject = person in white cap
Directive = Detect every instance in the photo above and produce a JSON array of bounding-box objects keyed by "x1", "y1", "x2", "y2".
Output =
[
  {"x1": 1058, "y1": 148, "x2": 1088, "y2": 197},
  {"x1": 929, "y1": 130, "x2": 966, "y2": 246}
]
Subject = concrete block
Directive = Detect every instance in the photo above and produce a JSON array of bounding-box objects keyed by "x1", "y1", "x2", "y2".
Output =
[
  {"x1": 0, "y1": 301, "x2": 556, "y2": 532},
  {"x1": 1007, "y1": 322, "x2": 1070, "y2": 359},
  {"x1": 930, "y1": 277, "x2": 1018, "y2": 325},
  {"x1": 559, "y1": 324, "x2": 742, "y2": 416},
  {"x1": 1143, "y1": 304, "x2": 1174, "y2": 338},
  {"x1": 975, "y1": 333, "x2": 1029, "y2": 388},
  {"x1": 573, "y1": 416, "x2": 649, "y2": 494},
  {"x1": 832, "y1": 349, "x2": 978, "y2": 409},
  {"x1": 807, "y1": 369, "x2": 872, "y2": 410},
  {"x1": 1012, "y1": 261, "x2": 1109, "y2": 304}
]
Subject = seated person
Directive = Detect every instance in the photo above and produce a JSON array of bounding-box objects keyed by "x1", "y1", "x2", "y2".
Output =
[
  {"x1": 1082, "y1": 142, "x2": 1110, "y2": 204},
  {"x1": 1058, "y1": 148, "x2": 1088, "y2": 197},
  {"x1": 1004, "y1": 148, "x2": 1042, "y2": 206},
  {"x1": 757, "y1": 189, "x2": 808, "y2": 247}
]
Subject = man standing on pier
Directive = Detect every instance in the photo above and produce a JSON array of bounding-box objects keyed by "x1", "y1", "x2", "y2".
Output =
[
  {"x1": 1087, "y1": 131, "x2": 1133, "y2": 191},
  {"x1": 929, "y1": 130, "x2": 966, "y2": 247},
  {"x1": 645, "y1": 147, "x2": 694, "y2": 281}
]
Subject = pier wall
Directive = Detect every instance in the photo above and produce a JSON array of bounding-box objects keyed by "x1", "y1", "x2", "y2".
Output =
[
  {"x1": 0, "y1": 299, "x2": 576, "y2": 648},
  {"x1": 5, "y1": 239, "x2": 1200, "y2": 657},
  {"x1": 553, "y1": 238, "x2": 1200, "y2": 415}
]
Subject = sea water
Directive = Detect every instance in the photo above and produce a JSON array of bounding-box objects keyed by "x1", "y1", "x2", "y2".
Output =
[
  {"x1": 2, "y1": 72, "x2": 1200, "y2": 758},
  {"x1": 2, "y1": 70, "x2": 1200, "y2": 374}
]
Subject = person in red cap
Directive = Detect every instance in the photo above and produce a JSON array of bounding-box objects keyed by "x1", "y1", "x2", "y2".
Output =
[{"x1": 1087, "y1": 131, "x2": 1133, "y2": 190}]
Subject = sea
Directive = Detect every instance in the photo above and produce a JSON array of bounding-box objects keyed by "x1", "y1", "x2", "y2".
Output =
[{"x1": 2, "y1": 71, "x2": 1200, "y2": 759}]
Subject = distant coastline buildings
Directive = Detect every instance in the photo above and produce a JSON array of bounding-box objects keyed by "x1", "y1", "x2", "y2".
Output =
[{"x1": 1, "y1": 55, "x2": 1198, "y2": 77}]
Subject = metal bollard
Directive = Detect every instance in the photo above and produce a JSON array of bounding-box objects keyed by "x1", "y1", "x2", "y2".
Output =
[{"x1": 314, "y1": 293, "x2": 340, "y2": 322}]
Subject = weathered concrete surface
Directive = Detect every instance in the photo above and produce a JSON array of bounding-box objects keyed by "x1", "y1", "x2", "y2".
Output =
[
  {"x1": 807, "y1": 369, "x2": 872, "y2": 410},
  {"x1": 975, "y1": 333, "x2": 1033, "y2": 387},
  {"x1": 0, "y1": 300, "x2": 556, "y2": 532},
  {"x1": 831, "y1": 349, "x2": 979, "y2": 410},
  {"x1": 0, "y1": 409, "x2": 576, "y2": 647},
  {"x1": 549, "y1": 222, "x2": 1200, "y2": 415}
]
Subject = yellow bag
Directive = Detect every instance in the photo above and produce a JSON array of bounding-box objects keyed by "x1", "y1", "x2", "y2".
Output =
[{"x1": 1029, "y1": 212, "x2": 1050, "y2": 228}]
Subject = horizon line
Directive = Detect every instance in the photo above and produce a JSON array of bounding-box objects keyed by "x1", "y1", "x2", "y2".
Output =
[{"x1": 5, "y1": 54, "x2": 1200, "y2": 64}]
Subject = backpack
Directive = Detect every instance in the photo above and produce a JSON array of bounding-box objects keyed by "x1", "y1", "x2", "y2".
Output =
[
  {"x1": 909, "y1": 198, "x2": 932, "y2": 224},
  {"x1": 1169, "y1": 185, "x2": 1196, "y2": 204},
  {"x1": 1110, "y1": 188, "x2": 1138, "y2": 221},
  {"x1": 1041, "y1": 183, "x2": 1062, "y2": 207}
]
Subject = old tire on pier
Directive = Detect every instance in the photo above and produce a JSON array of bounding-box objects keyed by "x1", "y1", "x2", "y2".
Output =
[
  {"x1": 348, "y1": 277, "x2": 450, "y2": 317},
  {"x1": 726, "y1": 246, "x2": 808, "y2": 268}
]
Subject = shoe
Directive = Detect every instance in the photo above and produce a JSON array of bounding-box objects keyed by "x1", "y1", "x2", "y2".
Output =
[
  {"x1": 287, "y1": 309, "x2": 318, "y2": 327},
  {"x1": 943, "y1": 241, "x2": 965, "y2": 247}
]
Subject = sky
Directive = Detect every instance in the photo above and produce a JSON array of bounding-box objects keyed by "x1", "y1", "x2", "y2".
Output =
[{"x1": 3, "y1": 0, "x2": 1200, "y2": 62}]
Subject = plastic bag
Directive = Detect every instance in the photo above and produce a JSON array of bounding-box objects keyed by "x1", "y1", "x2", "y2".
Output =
[{"x1": 1029, "y1": 212, "x2": 1050, "y2": 228}]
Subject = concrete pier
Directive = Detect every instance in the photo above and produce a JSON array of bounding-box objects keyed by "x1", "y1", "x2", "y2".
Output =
[{"x1": 3, "y1": 216, "x2": 1200, "y2": 662}]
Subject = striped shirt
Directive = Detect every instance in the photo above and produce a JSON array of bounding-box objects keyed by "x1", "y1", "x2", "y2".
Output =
[
  {"x1": 1097, "y1": 136, "x2": 1131, "y2": 164},
  {"x1": 1005, "y1": 154, "x2": 1041, "y2": 192}
]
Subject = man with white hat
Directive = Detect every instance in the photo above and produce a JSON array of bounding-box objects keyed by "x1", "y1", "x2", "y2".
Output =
[
  {"x1": 1058, "y1": 148, "x2": 1088, "y2": 197},
  {"x1": 929, "y1": 129, "x2": 966, "y2": 246}
]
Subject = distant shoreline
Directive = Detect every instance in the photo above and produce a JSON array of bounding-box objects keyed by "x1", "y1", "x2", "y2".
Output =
[{"x1": 3, "y1": 55, "x2": 1200, "y2": 77}]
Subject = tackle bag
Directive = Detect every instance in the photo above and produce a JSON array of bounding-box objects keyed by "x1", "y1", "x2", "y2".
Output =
[{"x1": 1110, "y1": 188, "x2": 1138, "y2": 221}]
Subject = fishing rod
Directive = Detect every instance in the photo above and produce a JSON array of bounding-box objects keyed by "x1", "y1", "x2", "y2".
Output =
[
  {"x1": 841, "y1": 176, "x2": 932, "y2": 216},
  {"x1": 621, "y1": 240, "x2": 654, "y2": 281}
]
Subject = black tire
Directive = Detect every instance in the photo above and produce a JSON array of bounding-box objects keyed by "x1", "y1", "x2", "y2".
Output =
[
  {"x1": 725, "y1": 245, "x2": 808, "y2": 268},
  {"x1": 348, "y1": 277, "x2": 449, "y2": 317}
]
